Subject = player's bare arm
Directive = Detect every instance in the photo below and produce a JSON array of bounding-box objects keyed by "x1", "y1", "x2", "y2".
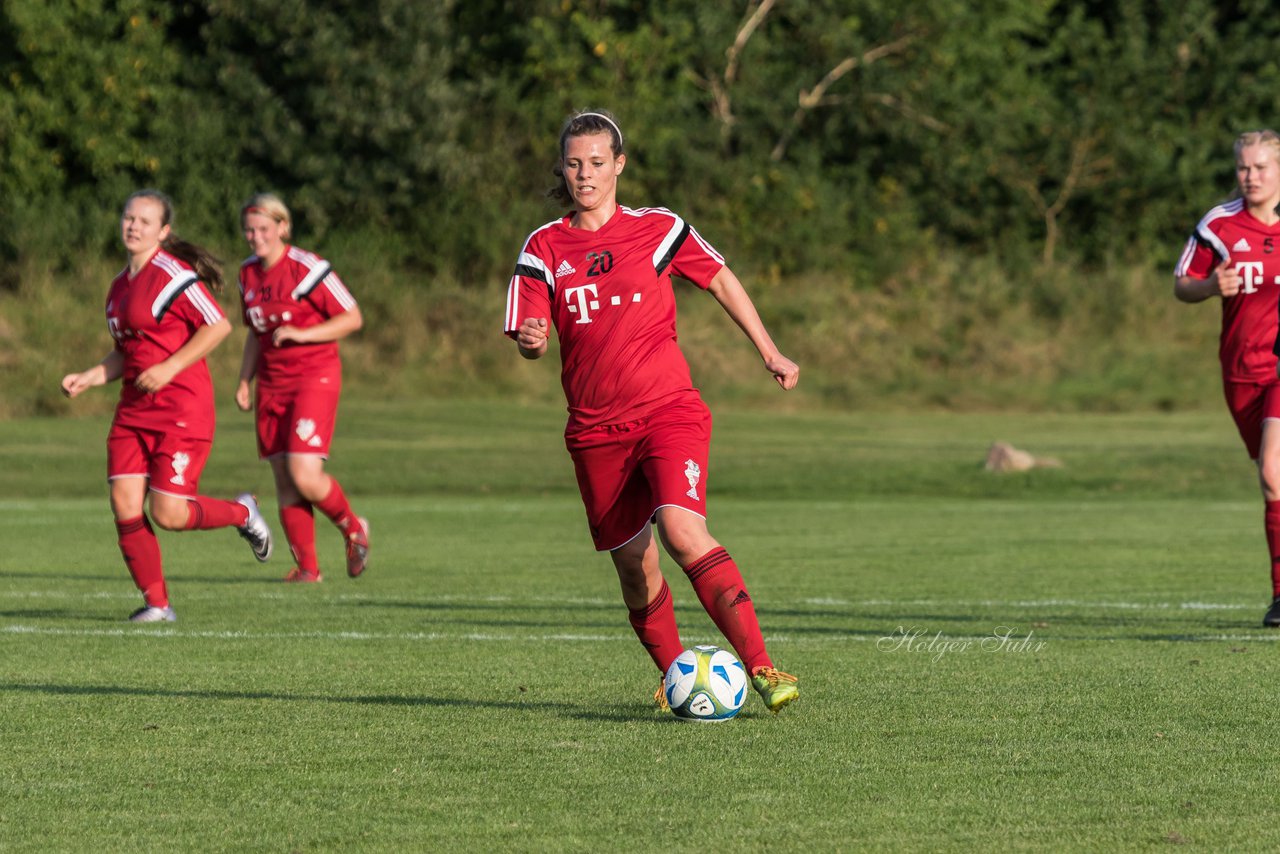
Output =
[
  {"x1": 135, "y1": 317, "x2": 232, "y2": 394},
  {"x1": 1175, "y1": 259, "x2": 1239, "y2": 302},
  {"x1": 61, "y1": 350, "x2": 125, "y2": 398},
  {"x1": 272, "y1": 305, "x2": 364, "y2": 347},
  {"x1": 517, "y1": 317, "x2": 549, "y2": 360},
  {"x1": 706, "y1": 267, "x2": 799, "y2": 390},
  {"x1": 234, "y1": 333, "x2": 260, "y2": 412}
]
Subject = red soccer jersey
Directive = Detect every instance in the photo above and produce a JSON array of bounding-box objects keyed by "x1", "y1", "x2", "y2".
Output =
[
  {"x1": 238, "y1": 246, "x2": 357, "y2": 390},
  {"x1": 106, "y1": 250, "x2": 225, "y2": 439},
  {"x1": 504, "y1": 205, "x2": 726, "y2": 432},
  {"x1": 1176, "y1": 198, "x2": 1280, "y2": 383}
]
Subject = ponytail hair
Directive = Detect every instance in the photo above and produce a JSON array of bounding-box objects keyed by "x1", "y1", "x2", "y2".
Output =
[
  {"x1": 547, "y1": 110, "x2": 625, "y2": 207},
  {"x1": 124, "y1": 189, "x2": 225, "y2": 293}
]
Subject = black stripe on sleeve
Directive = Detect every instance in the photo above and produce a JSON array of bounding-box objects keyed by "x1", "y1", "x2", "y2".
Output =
[
  {"x1": 295, "y1": 263, "x2": 333, "y2": 297},
  {"x1": 155, "y1": 279, "x2": 197, "y2": 320},
  {"x1": 654, "y1": 222, "x2": 690, "y2": 275},
  {"x1": 514, "y1": 263, "x2": 550, "y2": 285}
]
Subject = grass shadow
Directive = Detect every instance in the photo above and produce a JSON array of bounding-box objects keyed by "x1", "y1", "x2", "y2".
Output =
[{"x1": 0, "y1": 680, "x2": 676, "y2": 724}]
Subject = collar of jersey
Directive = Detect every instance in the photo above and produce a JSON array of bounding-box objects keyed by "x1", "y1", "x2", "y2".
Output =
[{"x1": 561, "y1": 204, "x2": 623, "y2": 235}]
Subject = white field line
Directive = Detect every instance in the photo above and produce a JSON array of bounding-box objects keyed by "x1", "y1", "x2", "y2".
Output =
[
  {"x1": 0, "y1": 625, "x2": 631, "y2": 643},
  {"x1": 0, "y1": 588, "x2": 1260, "y2": 611},
  {"x1": 3, "y1": 624, "x2": 1278, "y2": 644},
  {"x1": 804, "y1": 597, "x2": 1255, "y2": 611}
]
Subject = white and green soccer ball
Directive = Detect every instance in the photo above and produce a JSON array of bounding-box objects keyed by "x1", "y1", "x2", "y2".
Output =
[{"x1": 663, "y1": 645, "x2": 748, "y2": 722}]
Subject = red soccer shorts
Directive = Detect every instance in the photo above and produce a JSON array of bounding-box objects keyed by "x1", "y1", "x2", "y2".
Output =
[
  {"x1": 107, "y1": 424, "x2": 212, "y2": 498},
  {"x1": 1223, "y1": 380, "x2": 1280, "y2": 459},
  {"x1": 256, "y1": 385, "x2": 341, "y2": 459},
  {"x1": 566, "y1": 397, "x2": 713, "y2": 551}
]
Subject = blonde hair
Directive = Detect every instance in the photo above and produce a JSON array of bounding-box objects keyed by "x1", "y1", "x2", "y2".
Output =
[
  {"x1": 240, "y1": 193, "x2": 292, "y2": 240},
  {"x1": 1234, "y1": 129, "x2": 1280, "y2": 159}
]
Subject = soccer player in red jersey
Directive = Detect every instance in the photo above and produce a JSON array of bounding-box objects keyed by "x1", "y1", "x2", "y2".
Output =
[
  {"x1": 1175, "y1": 130, "x2": 1280, "y2": 627},
  {"x1": 61, "y1": 190, "x2": 274, "y2": 622},
  {"x1": 234, "y1": 194, "x2": 368, "y2": 583},
  {"x1": 505, "y1": 111, "x2": 801, "y2": 712}
]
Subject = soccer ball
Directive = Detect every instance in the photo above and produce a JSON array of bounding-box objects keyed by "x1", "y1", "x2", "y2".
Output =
[{"x1": 663, "y1": 645, "x2": 748, "y2": 722}]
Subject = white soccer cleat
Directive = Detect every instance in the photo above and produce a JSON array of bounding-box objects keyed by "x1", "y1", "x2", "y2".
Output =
[
  {"x1": 236, "y1": 493, "x2": 274, "y2": 562},
  {"x1": 128, "y1": 605, "x2": 176, "y2": 623}
]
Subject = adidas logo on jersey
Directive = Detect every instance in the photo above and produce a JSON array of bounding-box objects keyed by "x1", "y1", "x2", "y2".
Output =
[
  {"x1": 555, "y1": 260, "x2": 576, "y2": 278},
  {"x1": 1233, "y1": 238, "x2": 1252, "y2": 253}
]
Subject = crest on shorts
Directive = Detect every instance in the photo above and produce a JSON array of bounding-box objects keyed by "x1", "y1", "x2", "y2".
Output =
[
  {"x1": 684, "y1": 458, "x2": 701, "y2": 500},
  {"x1": 170, "y1": 452, "x2": 190, "y2": 486},
  {"x1": 296, "y1": 418, "x2": 323, "y2": 448}
]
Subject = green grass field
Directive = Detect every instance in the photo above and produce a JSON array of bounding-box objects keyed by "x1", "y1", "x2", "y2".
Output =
[{"x1": 2, "y1": 400, "x2": 1278, "y2": 851}]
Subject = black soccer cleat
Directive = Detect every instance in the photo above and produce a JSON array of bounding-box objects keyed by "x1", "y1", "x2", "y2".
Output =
[{"x1": 1263, "y1": 597, "x2": 1280, "y2": 628}]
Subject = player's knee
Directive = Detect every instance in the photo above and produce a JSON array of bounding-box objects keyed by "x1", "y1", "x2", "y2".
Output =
[
  {"x1": 657, "y1": 518, "x2": 711, "y2": 564},
  {"x1": 149, "y1": 501, "x2": 188, "y2": 531},
  {"x1": 290, "y1": 471, "x2": 328, "y2": 502},
  {"x1": 1263, "y1": 459, "x2": 1280, "y2": 500}
]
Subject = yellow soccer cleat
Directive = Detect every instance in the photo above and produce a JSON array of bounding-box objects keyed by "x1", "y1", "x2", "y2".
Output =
[
  {"x1": 654, "y1": 680, "x2": 671, "y2": 712},
  {"x1": 750, "y1": 667, "x2": 799, "y2": 713}
]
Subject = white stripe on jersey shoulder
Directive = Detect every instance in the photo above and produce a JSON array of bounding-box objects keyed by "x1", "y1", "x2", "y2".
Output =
[
  {"x1": 151, "y1": 251, "x2": 187, "y2": 278},
  {"x1": 184, "y1": 282, "x2": 224, "y2": 324},
  {"x1": 1174, "y1": 235, "x2": 1198, "y2": 278},
  {"x1": 636, "y1": 207, "x2": 688, "y2": 271},
  {"x1": 288, "y1": 246, "x2": 333, "y2": 299},
  {"x1": 149, "y1": 252, "x2": 198, "y2": 319},
  {"x1": 506, "y1": 219, "x2": 561, "y2": 332},
  {"x1": 1194, "y1": 198, "x2": 1246, "y2": 262},
  {"x1": 323, "y1": 272, "x2": 357, "y2": 310},
  {"x1": 514, "y1": 218, "x2": 561, "y2": 286},
  {"x1": 688, "y1": 226, "x2": 725, "y2": 265},
  {"x1": 622, "y1": 205, "x2": 678, "y2": 217}
]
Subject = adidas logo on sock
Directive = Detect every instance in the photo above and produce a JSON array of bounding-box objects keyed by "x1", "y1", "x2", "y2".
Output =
[
  {"x1": 555, "y1": 260, "x2": 576, "y2": 278},
  {"x1": 730, "y1": 589, "x2": 752, "y2": 607}
]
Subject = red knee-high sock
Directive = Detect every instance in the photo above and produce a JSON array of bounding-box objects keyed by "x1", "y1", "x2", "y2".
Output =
[
  {"x1": 116, "y1": 515, "x2": 167, "y2": 608},
  {"x1": 627, "y1": 579, "x2": 684, "y2": 672},
  {"x1": 1266, "y1": 501, "x2": 1280, "y2": 598},
  {"x1": 682, "y1": 548, "x2": 772, "y2": 673},
  {"x1": 182, "y1": 495, "x2": 250, "y2": 530},
  {"x1": 280, "y1": 502, "x2": 319, "y2": 574},
  {"x1": 315, "y1": 478, "x2": 357, "y2": 532}
]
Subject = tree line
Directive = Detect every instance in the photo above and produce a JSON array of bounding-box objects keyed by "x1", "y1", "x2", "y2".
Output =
[{"x1": 3, "y1": 0, "x2": 1279, "y2": 284}]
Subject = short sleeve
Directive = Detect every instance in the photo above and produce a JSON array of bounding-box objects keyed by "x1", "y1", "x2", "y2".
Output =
[
  {"x1": 505, "y1": 241, "x2": 554, "y2": 337},
  {"x1": 310, "y1": 270, "x2": 357, "y2": 318},
  {"x1": 670, "y1": 224, "x2": 726, "y2": 289},
  {"x1": 169, "y1": 280, "x2": 225, "y2": 328},
  {"x1": 1174, "y1": 233, "x2": 1219, "y2": 280}
]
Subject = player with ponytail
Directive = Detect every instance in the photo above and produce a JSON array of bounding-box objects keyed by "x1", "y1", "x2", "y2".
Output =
[{"x1": 61, "y1": 190, "x2": 274, "y2": 622}]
